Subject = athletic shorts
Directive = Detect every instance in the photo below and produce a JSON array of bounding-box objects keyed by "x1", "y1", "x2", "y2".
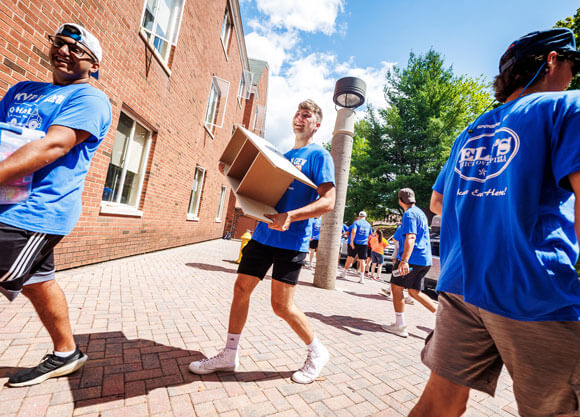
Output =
[
  {"x1": 0, "y1": 223, "x2": 63, "y2": 301},
  {"x1": 390, "y1": 260, "x2": 430, "y2": 290},
  {"x1": 237, "y1": 239, "x2": 307, "y2": 286},
  {"x1": 347, "y1": 243, "x2": 368, "y2": 260},
  {"x1": 422, "y1": 292, "x2": 580, "y2": 417},
  {"x1": 309, "y1": 239, "x2": 319, "y2": 250},
  {"x1": 367, "y1": 246, "x2": 372, "y2": 257},
  {"x1": 371, "y1": 251, "x2": 384, "y2": 265}
]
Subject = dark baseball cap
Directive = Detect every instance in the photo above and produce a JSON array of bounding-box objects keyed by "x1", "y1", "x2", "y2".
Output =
[
  {"x1": 398, "y1": 188, "x2": 416, "y2": 204},
  {"x1": 499, "y1": 28, "x2": 580, "y2": 73}
]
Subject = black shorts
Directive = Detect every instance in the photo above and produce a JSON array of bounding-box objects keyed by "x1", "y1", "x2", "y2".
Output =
[
  {"x1": 390, "y1": 260, "x2": 430, "y2": 290},
  {"x1": 237, "y1": 239, "x2": 307, "y2": 285},
  {"x1": 309, "y1": 239, "x2": 319, "y2": 250},
  {"x1": 347, "y1": 243, "x2": 368, "y2": 260},
  {"x1": 0, "y1": 222, "x2": 63, "y2": 301}
]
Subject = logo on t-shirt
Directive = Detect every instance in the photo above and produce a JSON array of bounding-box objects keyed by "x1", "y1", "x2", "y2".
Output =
[
  {"x1": 291, "y1": 157, "x2": 307, "y2": 172},
  {"x1": 454, "y1": 127, "x2": 519, "y2": 183}
]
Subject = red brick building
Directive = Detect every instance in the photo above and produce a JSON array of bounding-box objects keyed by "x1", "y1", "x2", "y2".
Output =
[{"x1": 0, "y1": 0, "x2": 268, "y2": 269}]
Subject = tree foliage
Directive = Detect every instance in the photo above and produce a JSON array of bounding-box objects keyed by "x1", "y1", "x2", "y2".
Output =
[
  {"x1": 555, "y1": 7, "x2": 580, "y2": 90},
  {"x1": 345, "y1": 50, "x2": 492, "y2": 221}
]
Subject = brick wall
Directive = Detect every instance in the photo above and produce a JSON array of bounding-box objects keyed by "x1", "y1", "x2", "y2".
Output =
[{"x1": 0, "y1": 0, "x2": 264, "y2": 269}]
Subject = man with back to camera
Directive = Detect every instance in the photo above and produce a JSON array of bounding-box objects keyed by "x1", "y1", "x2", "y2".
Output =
[
  {"x1": 0, "y1": 23, "x2": 112, "y2": 387},
  {"x1": 383, "y1": 188, "x2": 436, "y2": 338},
  {"x1": 341, "y1": 210, "x2": 372, "y2": 283},
  {"x1": 189, "y1": 99, "x2": 336, "y2": 384},
  {"x1": 409, "y1": 28, "x2": 580, "y2": 417}
]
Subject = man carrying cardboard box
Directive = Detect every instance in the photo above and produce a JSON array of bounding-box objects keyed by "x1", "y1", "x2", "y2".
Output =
[
  {"x1": 0, "y1": 23, "x2": 111, "y2": 387},
  {"x1": 190, "y1": 99, "x2": 336, "y2": 384}
]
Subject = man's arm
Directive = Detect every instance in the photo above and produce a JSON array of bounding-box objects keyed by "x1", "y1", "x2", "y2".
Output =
[
  {"x1": 349, "y1": 225, "x2": 357, "y2": 248},
  {"x1": 265, "y1": 183, "x2": 335, "y2": 231},
  {"x1": 430, "y1": 190, "x2": 443, "y2": 215},
  {"x1": 0, "y1": 125, "x2": 91, "y2": 185},
  {"x1": 569, "y1": 172, "x2": 580, "y2": 242},
  {"x1": 397, "y1": 233, "x2": 416, "y2": 276}
]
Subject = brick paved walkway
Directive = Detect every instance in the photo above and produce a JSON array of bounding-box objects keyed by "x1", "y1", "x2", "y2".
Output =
[{"x1": 0, "y1": 239, "x2": 518, "y2": 417}]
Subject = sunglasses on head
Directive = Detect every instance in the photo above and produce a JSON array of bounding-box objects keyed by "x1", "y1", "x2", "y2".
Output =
[{"x1": 47, "y1": 35, "x2": 96, "y2": 62}]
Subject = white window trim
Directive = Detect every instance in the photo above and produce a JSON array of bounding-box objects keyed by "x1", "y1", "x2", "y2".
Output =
[
  {"x1": 220, "y1": 6, "x2": 233, "y2": 59},
  {"x1": 237, "y1": 69, "x2": 253, "y2": 104},
  {"x1": 216, "y1": 185, "x2": 227, "y2": 222},
  {"x1": 139, "y1": 0, "x2": 186, "y2": 67},
  {"x1": 101, "y1": 111, "x2": 153, "y2": 214},
  {"x1": 100, "y1": 201, "x2": 144, "y2": 217},
  {"x1": 187, "y1": 166, "x2": 206, "y2": 220},
  {"x1": 204, "y1": 76, "x2": 230, "y2": 134}
]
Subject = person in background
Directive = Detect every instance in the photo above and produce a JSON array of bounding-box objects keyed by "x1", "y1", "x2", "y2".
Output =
[
  {"x1": 341, "y1": 211, "x2": 372, "y2": 283},
  {"x1": 308, "y1": 217, "x2": 321, "y2": 268},
  {"x1": 369, "y1": 229, "x2": 388, "y2": 280}
]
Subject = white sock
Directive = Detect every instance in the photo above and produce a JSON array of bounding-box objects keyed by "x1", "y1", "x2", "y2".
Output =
[
  {"x1": 307, "y1": 336, "x2": 323, "y2": 354},
  {"x1": 225, "y1": 333, "x2": 241, "y2": 350},
  {"x1": 395, "y1": 312, "x2": 405, "y2": 327},
  {"x1": 54, "y1": 349, "x2": 76, "y2": 358}
]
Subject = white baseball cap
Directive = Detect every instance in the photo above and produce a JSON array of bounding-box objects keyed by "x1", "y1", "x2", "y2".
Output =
[
  {"x1": 55, "y1": 23, "x2": 102, "y2": 78},
  {"x1": 359, "y1": 211, "x2": 367, "y2": 217}
]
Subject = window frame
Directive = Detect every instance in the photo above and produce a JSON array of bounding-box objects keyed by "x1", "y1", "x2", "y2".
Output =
[
  {"x1": 216, "y1": 185, "x2": 227, "y2": 222},
  {"x1": 220, "y1": 5, "x2": 233, "y2": 58},
  {"x1": 187, "y1": 166, "x2": 206, "y2": 221},
  {"x1": 100, "y1": 110, "x2": 153, "y2": 217},
  {"x1": 204, "y1": 76, "x2": 230, "y2": 136},
  {"x1": 139, "y1": 0, "x2": 186, "y2": 69}
]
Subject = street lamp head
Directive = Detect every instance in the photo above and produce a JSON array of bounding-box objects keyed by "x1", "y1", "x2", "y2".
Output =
[{"x1": 333, "y1": 76, "x2": 366, "y2": 109}]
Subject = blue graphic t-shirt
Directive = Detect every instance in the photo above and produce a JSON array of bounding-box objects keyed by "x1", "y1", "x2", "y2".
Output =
[
  {"x1": 351, "y1": 218, "x2": 372, "y2": 244},
  {"x1": 310, "y1": 217, "x2": 321, "y2": 241},
  {"x1": 398, "y1": 206, "x2": 432, "y2": 266},
  {"x1": 0, "y1": 81, "x2": 112, "y2": 235},
  {"x1": 434, "y1": 91, "x2": 580, "y2": 321},
  {"x1": 252, "y1": 143, "x2": 335, "y2": 252}
]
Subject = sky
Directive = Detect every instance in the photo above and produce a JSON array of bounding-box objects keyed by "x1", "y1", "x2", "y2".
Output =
[{"x1": 238, "y1": 0, "x2": 577, "y2": 151}]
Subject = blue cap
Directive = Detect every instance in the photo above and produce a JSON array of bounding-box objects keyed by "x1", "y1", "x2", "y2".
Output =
[{"x1": 499, "y1": 28, "x2": 580, "y2": 73}]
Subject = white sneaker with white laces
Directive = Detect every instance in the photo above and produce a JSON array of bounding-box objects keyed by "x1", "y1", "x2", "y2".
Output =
[
  {"x1": 188, "y1": 348, "x2": 239, "y2": 375},
  {"x1": 382, "y1": 322, "x2": 408, "y2": 338},
  {"x1": 291, "y1": 344, "x2": 329, "y2": 384},
  {"x1": 404, "y1": 296, "x2": 415, "y2": 305}
]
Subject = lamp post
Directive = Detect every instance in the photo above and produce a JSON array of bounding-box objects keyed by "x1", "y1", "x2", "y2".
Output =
[{"x1": 314, "y1": 77, "x2": 366, "y2": 290}]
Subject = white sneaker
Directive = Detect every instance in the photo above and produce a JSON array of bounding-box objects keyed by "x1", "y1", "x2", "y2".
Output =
[
  {"x1": 359, "y1": 275, "x2": 364, "y2": 284},
  {"x1": 188, "y1": 348, "x2": 239, "y2": 375},
  {"x1": 382, "y1": 322, "x2": 408, "y2": 338},
  {"x1": 381, "y1": 287, "x2": 391, "y2": 296},
  {"x1": 404, "y1": 296, "x2": 415, "y2": 305},
  {"x1": 291, "y1": 344, "x2": 329, "y2": 384}
]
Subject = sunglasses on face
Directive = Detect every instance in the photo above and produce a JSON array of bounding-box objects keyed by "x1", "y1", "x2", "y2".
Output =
[
  {"x1": 556, "y1": 52, "x2": 580, "y2": 76},
  {"x1": 47, "y1": 35, "x2": 96, "y2": 62}
]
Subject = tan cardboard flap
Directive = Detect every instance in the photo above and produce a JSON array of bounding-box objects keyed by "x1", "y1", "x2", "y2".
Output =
[
  {"x1": 235, "y1": 194, "x2": 277, "y2": 223},
  {"x1": 237, "y1": 153, "x2": 294, "y2": 207}
]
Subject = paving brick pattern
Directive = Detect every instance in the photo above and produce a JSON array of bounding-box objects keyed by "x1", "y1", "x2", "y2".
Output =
[{"x1": 0, "y1": 239, "x2": 518, "y2": 416}]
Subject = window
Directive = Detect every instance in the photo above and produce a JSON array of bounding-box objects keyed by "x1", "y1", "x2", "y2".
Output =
[
  {"x1": 187, "y1": 166, "x2": 205, "y2": 220},
  {"x1": 204, "y1": 76, "x2": 230, "y2": 135},
  {"x1": 237, "y1": 70, "x2": 253, "y2": 102},
  {"x1": 102, "y1": 112, "x2": 152, "y2": 212},
  {"x1": 220, "y1": 6, "x2": 233, "y2": 56},
  {"x1": 140, "y1": 0, "x2": 185, "y2": 63},
  {"x1": 216, "y1": 185, "x2": 227, "y2": 222},
  {"x1": 252, "y1": 104, "x2": 266, "y2": 137}
]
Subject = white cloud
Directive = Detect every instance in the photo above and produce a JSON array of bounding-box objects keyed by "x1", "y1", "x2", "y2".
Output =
[
  {"x1": 242, "y1": 1, "x2": 394, "y2": 151},
  {"x1": 255, "y1": 0, "x2": 345, "y2": 35}
]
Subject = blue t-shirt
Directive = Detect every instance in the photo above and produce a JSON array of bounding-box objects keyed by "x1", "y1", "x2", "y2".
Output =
[
  {"x1": 310, "y1": 217, "x2": 321, "y2": 241},
  {"x1": 351, "y1": 218, "x2": 372, "y2": 244},
  {"x1": 433, "y1": 91, "x2": 580, "y2": 321},
  {"x1": 252, "y1": 143, "x2": 335, "y2": 252},
  {"x1": 398, "y1": 206, "x2": 432, "y2": 266},
  {"x1": 393, "y1": 226, "x2": 402, "y2": 260},
  {"x1": 0, "y1": 81, "x2": 112, "y2": 235}
]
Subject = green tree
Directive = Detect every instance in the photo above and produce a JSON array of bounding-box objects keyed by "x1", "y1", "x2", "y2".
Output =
[
  {"x1": 347, "y1": 50, "x2": 492, "y2": 217},
  {"x1": 555, "y1": 7, "x2": 580, "y2": 90}
]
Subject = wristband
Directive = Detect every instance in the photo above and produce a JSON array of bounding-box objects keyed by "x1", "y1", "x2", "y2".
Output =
[{"x1": 400, "y1": 259, "x2": 408, "y2": 264}]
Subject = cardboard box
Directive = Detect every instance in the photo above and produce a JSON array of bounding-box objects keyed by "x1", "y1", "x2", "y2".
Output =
[{"x1": 219, "y1": 126, "x2": 316, "y2": 223}]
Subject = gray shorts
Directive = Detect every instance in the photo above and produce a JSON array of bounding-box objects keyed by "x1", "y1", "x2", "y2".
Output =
[{"x1": 422, "y1": 292, "x2": 580, "y2": 417}]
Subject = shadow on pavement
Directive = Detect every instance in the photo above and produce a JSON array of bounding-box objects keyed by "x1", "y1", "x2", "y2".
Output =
[
  {"x1": 1, "y1": 331, "x2": 293, "y2": 409},
  {"x1": 343, "y1": 291, "x2": 386, "y2": 301},
  {"x1": 305, "y1": 312, "x2": 384, "y2": 336},
  {"x1": 185, "y1": 262, "x2": 237, "y2": 274}
]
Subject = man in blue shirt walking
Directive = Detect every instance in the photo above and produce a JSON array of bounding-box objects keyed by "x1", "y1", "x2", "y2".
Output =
[
  {"x1": 410, "y1": 28, "x2": 580, "y2": 417},
  {"x1": 0, "y1": 23, "x2": 112, "y2": 387},
  {"x1": 190, "y1": 100, "x2": 336, "y2": 384},
  {"x1": 383, "y1": 188, "x2": 436, "y2": 338},
  {"x1": 342, "y1": 211, "x2": 372, "y2": 283}
]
